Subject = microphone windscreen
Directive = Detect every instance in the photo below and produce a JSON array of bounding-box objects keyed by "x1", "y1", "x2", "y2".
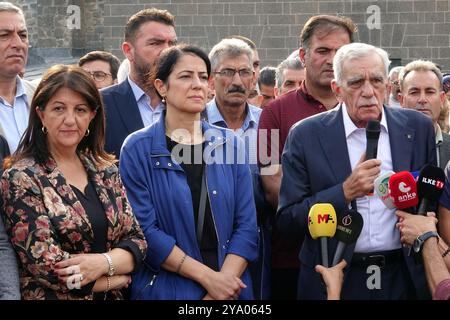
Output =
[
  {"x1": 308, "y1": 203, "x2": 337, "y2": 239},
  {"x1": 389, "y1": 171, "x2": 419, "y2": 209},
  {"x1": 334, "y1": 209, "x2": 364, "y2": 244},
  {"x1": 366, "y1": 120, "x2": 381, "y2": 140},
  {"x1": 417, "y1": 165, "x2": 445, "y2": 201},
  {"x1": 374, "y1": 171, "x2": 396, "y2": 209}
]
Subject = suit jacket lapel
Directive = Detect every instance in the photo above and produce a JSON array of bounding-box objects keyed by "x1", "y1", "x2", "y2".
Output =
[
  {"x1": 319, "y1": 106, "x2": 353, "y2": 184},
  {"x1": 385, "y1": 107, "x2": 414, "y2": 172},
  {"x1": 115, "y1": 80, "x2": 145, "y2": 134}
]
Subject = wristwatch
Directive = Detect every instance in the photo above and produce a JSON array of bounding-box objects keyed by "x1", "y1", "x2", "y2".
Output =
[{"x1": 413, "y1": 231, "x2": 439, "y2": 253}]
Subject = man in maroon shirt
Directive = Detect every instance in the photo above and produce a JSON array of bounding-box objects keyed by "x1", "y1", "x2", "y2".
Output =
[{"x1": 257, "y1": 15, "x2": 357, "y2": 299}]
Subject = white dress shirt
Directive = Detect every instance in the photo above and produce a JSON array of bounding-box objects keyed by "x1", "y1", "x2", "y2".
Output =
[
  {"x1": 128, "y1": 76, "x2": 165, "y2": 127},
  {"x1": 0, "y1": 77, "x2": 31, "y2": 153},
  {"x1": 342, "y1": 103, "x2": 402, "y2": 253}
]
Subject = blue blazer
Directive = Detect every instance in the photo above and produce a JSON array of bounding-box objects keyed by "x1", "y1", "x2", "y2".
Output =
[
  {"x1": 101, "y1": 80, "x2": 144, "y2": 159},
  {"x1": 277, "y1": 105, "x2": 436, "y2": 300},
  {"x1": 119, "y1": 114, "x2": 258, "y2": 300}
]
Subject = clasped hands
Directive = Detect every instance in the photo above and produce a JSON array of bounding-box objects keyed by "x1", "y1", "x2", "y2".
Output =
[{"x1": 54, "y1": 253, "x2": 130, "y2": 291}]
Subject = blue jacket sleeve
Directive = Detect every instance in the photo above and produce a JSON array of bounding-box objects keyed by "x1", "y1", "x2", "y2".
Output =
[
  {"x1": 227, "y1": 137, "x2": 258, "y2": 262},
  {"x1": 119, "y1": 141, "x2": 176, "y2": 272}
]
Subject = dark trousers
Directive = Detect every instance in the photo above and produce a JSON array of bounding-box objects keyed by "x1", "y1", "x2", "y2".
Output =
[
  {"x1": 271, "y1": 267, "x2": 299, "y2": 300},
  {"x1": 342, "y1": 249, "x2": 417, "y2": 300},
  {"x1": 249, "y1": 225, "x2": 271, "y2": 300}
]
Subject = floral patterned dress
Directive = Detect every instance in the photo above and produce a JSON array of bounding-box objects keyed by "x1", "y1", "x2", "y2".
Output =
[{"x1": 1, "y1": 153, "x2": 147, "y2": 300}]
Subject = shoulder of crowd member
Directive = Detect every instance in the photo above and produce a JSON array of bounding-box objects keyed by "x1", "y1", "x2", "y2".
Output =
[
  {"x1": 99, "y1": 82, "x2": 122, "y2": 95},
  {"x1": 121, "y1": 124, "x2": 156, "y2": 155},
  {"x1": 2, "y1": 158, "x2": 42, "y2": 198},
  {"x1": 248, "y1": 103, "x2": 262, "y2": 116},
  {"x1": 80, "y1": 151, "x2": 118, "y2": 174},
  {"x1": 21, "y1": 78, "x2": 38, "y2": 91},
  {"x1": 390, "y1": 106, "x2": 435, "y2": 128},
  {"x1": 3, "y1": 157, "x2": 39, "y2": 176},
  {"x1": 289, "y1": 105, "x2": 337, "y2": 136},
  {"x1": 264, "y1": 89, "x2": 298, "y2": 113}
]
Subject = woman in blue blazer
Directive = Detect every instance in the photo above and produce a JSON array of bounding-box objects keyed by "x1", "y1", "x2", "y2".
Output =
[{"x1": 120, "y1": 44, "x2": 258, "y2": 300}]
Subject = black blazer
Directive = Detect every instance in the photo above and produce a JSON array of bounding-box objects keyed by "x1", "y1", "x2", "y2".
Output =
[{"x1": 101, "y1": 80, "x2": 144, "y2": 159}]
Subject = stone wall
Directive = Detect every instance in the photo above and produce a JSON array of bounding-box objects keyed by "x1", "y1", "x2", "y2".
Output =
[{"x1": 12, "y1": 0, "x2": 450, "y2": 72}]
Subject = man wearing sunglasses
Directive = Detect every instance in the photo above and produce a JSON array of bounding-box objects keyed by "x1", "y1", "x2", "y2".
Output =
[{"x1": 79, "y1": 51, "x2": 120, "y2": 89}]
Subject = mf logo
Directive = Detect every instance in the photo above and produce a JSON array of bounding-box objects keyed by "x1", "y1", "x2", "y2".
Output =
[{"x1": 317, "y1": 214, "x2": 335, "y2": 224}]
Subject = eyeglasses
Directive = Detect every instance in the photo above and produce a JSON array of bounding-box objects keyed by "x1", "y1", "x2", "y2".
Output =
[
  {"x1": 213, "y1": 68, "x2": 254, "y2": 79},
  {"x1": 87, "y1": 71, "x2": 112, "y2": 82}
]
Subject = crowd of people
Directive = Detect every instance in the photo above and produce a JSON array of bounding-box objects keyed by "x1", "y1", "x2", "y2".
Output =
[{"x1": 0, "y1": 2, "x2": 450, "y2": 300}]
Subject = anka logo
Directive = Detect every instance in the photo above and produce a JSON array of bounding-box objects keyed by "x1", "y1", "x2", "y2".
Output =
[{"x1": 398, "y1": 182, "x2": 411, "y2": 193}]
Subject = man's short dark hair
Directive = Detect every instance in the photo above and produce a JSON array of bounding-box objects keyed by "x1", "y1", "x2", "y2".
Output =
[
  {"x1": 258, "y1": 66, "x2": 276, "y2": 88},
  {"x1": 78, "y1": 51, "x2": 121, "y2": 80},
  {"x1": 125, "y1": 8, "x2": 175, "y2": 43},
  {"x1": 300, "y1": 15, "x2": 357, "y2": 51}
]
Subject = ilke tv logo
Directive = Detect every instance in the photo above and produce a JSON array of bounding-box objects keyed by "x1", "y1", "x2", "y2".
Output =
[{"x1": 421, "y1": 177, "x2": 444, "y2": 189}]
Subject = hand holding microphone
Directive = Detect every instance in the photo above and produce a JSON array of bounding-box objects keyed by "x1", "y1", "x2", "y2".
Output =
[
  {"x1": 308, "y1": 203, "x2": 337, "y2": 267},
  {"x1": 343, "y1": 153, "x2": 381, "y2": 202}
]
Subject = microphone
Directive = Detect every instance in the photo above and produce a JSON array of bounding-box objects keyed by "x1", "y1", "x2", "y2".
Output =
[
  {"x1": 332, "y1": 209, "x2": 364, "y2": 266},
  {"x1": 388, "y1": 171, "x2": 419, "y2": 213},
  {"x1": 365, "y1": 120, "x2": 380, "y2": 160},
  {"x1": 416, "y1": 165, "x2": 445, "y2": 215},
  {"x1": 374, "y1": 171, "x2": 396, "y2": 209},
  {"x1": 365, "y1": 120, "x2": 380, "y2": 195},
  {"x1": 308, "y1": 203, "x2": 337, "y2": 267}
]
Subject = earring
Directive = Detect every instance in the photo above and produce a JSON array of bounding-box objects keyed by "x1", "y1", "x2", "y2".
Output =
[
  {"x1": 161, "y1": 95, "x2": 166, "y2": 104},
  {"x1": 41, "y1": 126, "x2": 48, "y2": 134},
  {"x1": 85, "y1": 129, "x2": 90, "y2": 137}
]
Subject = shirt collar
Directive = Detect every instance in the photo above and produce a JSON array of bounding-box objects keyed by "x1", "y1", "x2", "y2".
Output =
[
  {"x1": 206, "y1": 99, "x2": 258, "y2": 131},
  {"x1": 342, "y1": 103, "x2": 388, "y2": 138},
  {"x1": 127, "y1": 76, "x2": 147, "y2": 103},
  {"x1": 15, "y1": 76, "x2": 26, "y2": 98},
  {"x1": 0, "y1": 76, "x2": 26, "y2": 105}
]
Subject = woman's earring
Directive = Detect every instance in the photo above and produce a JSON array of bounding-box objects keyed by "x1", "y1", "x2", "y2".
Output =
[
  {"x1": 85, "y1": 129, "x2": 90, "y2": 137},
  {"x1": 161, "y1": 95, "x2": 166, "y2": 104},
  {"x1": 41, "y1": 126, "x2": 48, "y2": 134}
]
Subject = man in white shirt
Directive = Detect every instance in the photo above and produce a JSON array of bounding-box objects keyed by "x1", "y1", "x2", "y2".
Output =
[
  {"x1": 398, "y1": 60, "x2": 450, "y2": 169},
  {"x1": 0, "y1": 2, "x2": 36, "y2": 154},
  {"x1": 278, "y1": 43, "x2": 435, "y2": 299}
]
